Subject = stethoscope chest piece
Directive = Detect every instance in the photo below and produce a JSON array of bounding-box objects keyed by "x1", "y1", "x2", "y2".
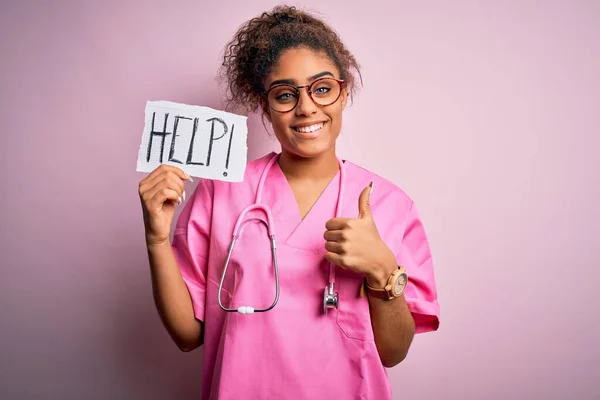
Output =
[{"x1": 323, "y1": 282, "x2": 338, "y2": 314}]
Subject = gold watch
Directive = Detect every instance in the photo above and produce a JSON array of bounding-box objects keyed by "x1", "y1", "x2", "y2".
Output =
[{"x1": 364, "y1": 266, "x2": 408, "y2": 300}]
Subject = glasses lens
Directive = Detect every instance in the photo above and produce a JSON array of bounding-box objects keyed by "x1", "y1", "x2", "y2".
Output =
[
  {"x1": 268, "y1": 85, "x2": 298, "y2": 112},
  {"x1": 267, "y1": 79, "x2": 342, "y2": 112},
  {"x1": 310, "y1": 78, "x2": 341, "y2": 106}
]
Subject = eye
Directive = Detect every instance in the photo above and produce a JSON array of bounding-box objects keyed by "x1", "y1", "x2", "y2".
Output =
[
  {"x1": 276, "y1": 92, "x2": 296, "y2": 101},
  {"x1": 311, "y1": 79, "x2": 335, "y2": 98},
  {"x1": 313, "y1": 86, "x2": 331, "y2": 95},
  {"x1": 270, "y1": 86, "x2": 298, "y2": 103}
]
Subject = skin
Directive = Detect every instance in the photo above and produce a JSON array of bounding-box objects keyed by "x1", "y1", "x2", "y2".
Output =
[
  {"x1": 138, "y1": 46, "x2": 415, "y2": 367},
  {"x1": 138, "y1": 166, "x2": 203, "y2": 351},
  {"x1": 262, "y1": 47, "x2": 416, "y2": 367}
]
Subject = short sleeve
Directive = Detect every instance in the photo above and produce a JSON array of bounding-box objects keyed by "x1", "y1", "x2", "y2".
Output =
[
  {"x1": 171, "y1": 179, "x2": 214, "y2": 322},
  {"x1": 396, "y1": 201, "x2": 440, "y2": 334}
]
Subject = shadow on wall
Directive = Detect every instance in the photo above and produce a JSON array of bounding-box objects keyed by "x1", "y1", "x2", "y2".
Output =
[{"x1": 111, "y1": 88, "x2": 271, "y2": 398}]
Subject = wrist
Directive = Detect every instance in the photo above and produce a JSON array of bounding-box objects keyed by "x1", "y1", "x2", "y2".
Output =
[
  {"x1": 146, "y1": 238, "x2": 172, "y2": 252},
  {"x1": 365, "y1": 255, "x2": 398, "y2": 288}
]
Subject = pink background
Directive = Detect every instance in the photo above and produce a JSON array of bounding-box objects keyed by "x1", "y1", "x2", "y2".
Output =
[{"x1": 1, "y1": 1, "x2": 599, "y2": 399}]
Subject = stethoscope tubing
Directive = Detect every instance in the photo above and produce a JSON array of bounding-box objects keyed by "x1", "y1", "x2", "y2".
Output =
[{"x1": 218, "y1": 153, "x2": 345, "y2": 314}]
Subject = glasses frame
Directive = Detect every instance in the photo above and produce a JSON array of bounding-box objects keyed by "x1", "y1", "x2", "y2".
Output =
[{"x1": 263, "y1": 77, "x2": 346, "y2": 113}]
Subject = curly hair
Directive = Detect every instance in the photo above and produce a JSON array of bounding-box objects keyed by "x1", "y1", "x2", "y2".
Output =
[{"x1": 219, "y1": 5, "x2": 362, "y2": 113}]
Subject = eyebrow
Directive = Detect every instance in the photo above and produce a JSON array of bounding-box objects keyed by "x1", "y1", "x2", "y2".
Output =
[{"x1": 268, "y1": 71, "x2": 335, "y2": 88}]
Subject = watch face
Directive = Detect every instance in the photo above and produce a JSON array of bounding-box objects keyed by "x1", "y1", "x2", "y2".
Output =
[{"x1": 393, "y1": 273, "x2": 408, "y2": 296}]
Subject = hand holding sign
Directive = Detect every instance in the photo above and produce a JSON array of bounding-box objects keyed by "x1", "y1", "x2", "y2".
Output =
[
  {"x1": 137, "y1": 101, "x2": 248, "y2": 245},
  {"x1": 323, "y1": 182, "x2": 398, "y2": 287},
  {"x1": 136, "y1": 101, "x2": 248, "y2": 182},
  {"x1": 138, "y1": 164, "x2": 193, "y2": 246}
]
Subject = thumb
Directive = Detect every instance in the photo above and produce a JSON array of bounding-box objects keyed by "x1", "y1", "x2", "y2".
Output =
[{"x1": 358, "y1": 181, "x2": 373, "y2": 219}]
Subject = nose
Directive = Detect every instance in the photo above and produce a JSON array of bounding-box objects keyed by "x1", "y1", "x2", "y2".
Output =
[{"x1": 295, "y1": 87, "x2": 317, "y2": 117}]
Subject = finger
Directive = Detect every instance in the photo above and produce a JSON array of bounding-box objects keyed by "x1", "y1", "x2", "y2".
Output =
[
  {"x1": 141, "y1": 165, "x2": 193, "y2": 188},
  {"x1": 149, "y1": 187, "x2": 181, "y2": 209},
  {"x1": 324, "y1": 240, "x2": 345, "y2": 254},
  {"x1": 166, "y1": 165, "x2": 193, "y2": 183},
  {"x1": 325, "y1": 251, "x2": 345, "y2": 268},
  {"x1": 158, "y1": 164, "x2": 193, "y2": 182},
  {"x1": 323, "y1": 230, "x2": 345, "y2": 242},
  {"x1": 141, "y1": 172, "x2": 185, "y2": 199},
  {"x1": 165, "y1": 175, "x2": 185, "y2": 197},
  {"x1": 325, "y1": 217, "x2": 352, "y2": 231},
  {"x1": 358, "y1": 182, "x2": 373, "y2": 219},
  {"x1": 143, "y1": 168, "x2": 188, "y2": 194},
  {"x1": 143, "y1": 179, "x2": 184, "y2": 206},
  {"x1": 144, "y1": 177, "x2": 183, "y2": 199}
]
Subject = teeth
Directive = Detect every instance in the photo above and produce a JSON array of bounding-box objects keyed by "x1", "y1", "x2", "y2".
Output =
[{"x1": 295, "y1": 123, "x2": 324, "y2": 133}]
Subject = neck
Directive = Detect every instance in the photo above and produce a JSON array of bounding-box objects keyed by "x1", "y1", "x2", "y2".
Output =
[{"x1": 278, "y1": 147, "x2": 339, "y2": 183}]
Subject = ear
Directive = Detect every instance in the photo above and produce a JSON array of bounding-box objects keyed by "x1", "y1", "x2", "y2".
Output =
[{"x1": 340, "y1": 88, "x2": 349, "y2": 110}]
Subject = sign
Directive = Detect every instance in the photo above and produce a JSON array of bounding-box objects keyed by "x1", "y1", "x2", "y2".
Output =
[{"x1": 136, "y1": 101, "x2": 248, "y2": 182}]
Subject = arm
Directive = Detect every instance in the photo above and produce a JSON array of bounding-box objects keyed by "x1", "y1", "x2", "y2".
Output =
[
  {"x1": 139, "y1": 165, "x2": 203, "y2": 352},
  {"x1": 365, "y1": 199, "x2": 439, "y2": 367},
  {"x1": 147, "y1": 241, "x2": 203, "y2": 352},
  {"x1": 325, "y1": 183, "x2": 436, "y2": 368},
  {"x1": 365, "y1": 262, "x2": 415, "y2": 367}
]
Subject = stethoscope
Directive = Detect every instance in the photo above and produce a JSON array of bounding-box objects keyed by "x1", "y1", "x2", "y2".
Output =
[{"x1": 218, "y1": 152, "x2": 345, "y2": 315}]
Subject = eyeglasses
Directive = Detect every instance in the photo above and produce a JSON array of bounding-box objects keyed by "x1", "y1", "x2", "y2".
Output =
[{"x1": 264, "y1": 77, "x2": 345, "y2": 113}]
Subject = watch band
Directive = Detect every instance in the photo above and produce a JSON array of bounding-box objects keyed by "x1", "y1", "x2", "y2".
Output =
[
  {"x1": 364, "y1": 282, "x2": 392, "y2": 299},
  {"x1": 362, "y1": 266, "x2": 407, "y2": 300}
]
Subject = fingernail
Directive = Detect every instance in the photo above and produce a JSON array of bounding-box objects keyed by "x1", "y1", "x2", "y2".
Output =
[
  {"x1": 185, "y1": 173, "x2": 194, "y2": 182},
  {"x1": 369, "y1": 181, "x2": 374, "y2": 195},
  {"x1": 177, "y1": 196, "x2": 182, "y2": 204},
  {"x1": 182, "y1": 191, "x2": 186, "y2": 202}
]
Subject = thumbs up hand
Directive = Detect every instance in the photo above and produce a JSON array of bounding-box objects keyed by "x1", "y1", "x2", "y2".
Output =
[{"x1": 324, "y1": 182, "x2": 398, "y2": 287}]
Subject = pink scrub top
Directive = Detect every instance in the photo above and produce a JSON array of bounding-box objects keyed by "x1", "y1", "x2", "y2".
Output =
[{"x1": 172, "y1": 152, "x2": 440, "y2": 399}]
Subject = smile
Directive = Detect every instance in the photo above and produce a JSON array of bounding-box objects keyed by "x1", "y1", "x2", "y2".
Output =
[{"x1": 292, "y1": 122, "x2": 325, "y2": 135}]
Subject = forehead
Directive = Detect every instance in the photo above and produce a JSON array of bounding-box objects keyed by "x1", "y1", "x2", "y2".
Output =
[{"x1": 266, "y1": 47, "x2": 339, "y2": 85}]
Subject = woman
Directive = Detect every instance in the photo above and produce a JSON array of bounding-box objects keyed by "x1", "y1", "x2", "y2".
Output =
[{"x1": 138, "y1": 5, "x2": 439, "y2": 399}]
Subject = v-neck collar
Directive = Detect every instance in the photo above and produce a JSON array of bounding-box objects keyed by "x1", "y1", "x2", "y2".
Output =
[{"x1": 265, "y1": 153, "x2": 347, "y2": 251}]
